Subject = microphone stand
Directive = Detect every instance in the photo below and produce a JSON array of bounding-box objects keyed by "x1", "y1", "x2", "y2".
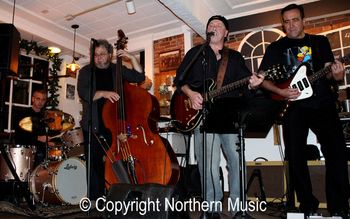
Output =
[
  {"x1": 200, "y1": 36, "x2": 212, "y2": 219},
  {"x1": 175, "y1": 39, "x2": 210, "y2": 84},
  {"x1": 235, "y1": 111, "x2": 252, "y2": 218},
  {"x1": 87, "y1": 39, "x2": 96, "y2": 213},
  {"x1": 175, "y1": 33, "x2": 212, "y2": 218}
]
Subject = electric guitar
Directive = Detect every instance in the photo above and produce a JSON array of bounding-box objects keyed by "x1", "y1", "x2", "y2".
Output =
[
  {"x1": 170, "y1": 65, "x2": 285, "y2": 133},
  {"x1": 270, "y1": 54, "x2": 350, "y2": 116}
]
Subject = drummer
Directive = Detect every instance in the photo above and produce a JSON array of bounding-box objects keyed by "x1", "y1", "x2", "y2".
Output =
[{"x1": 14, "y1": 89, "x2": 55, "y2": 167}]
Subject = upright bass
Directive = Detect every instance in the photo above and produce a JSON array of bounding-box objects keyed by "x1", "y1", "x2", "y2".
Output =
[{"x1": 103, "y1": 30, "x2": 179, "y2": 188}]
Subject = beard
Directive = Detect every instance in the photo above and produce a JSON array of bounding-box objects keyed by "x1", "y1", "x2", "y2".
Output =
[{"x1": 95, "y1": 61, "x2": 110, "y2": 69}]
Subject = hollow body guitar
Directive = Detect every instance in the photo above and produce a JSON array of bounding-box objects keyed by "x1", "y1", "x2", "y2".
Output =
[
  {"x1": 270, "y1": 54, "x2": 350, "y2": 117},
  {"x1": 170, "y1": 66, "x2": 284, "y2": 133}
]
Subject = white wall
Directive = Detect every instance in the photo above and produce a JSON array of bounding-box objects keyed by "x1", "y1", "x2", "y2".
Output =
[{"x1": 57, "y1": 56, "x2": 82, "y2": 129}]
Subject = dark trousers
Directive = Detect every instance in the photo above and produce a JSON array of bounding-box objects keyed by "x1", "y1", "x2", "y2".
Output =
[
  {"x1": 83, "y1": 130, "x2": 111, "y2": 200},
  {"x1": 282, "y1": 103, "x2": 349, "y2": 212}
]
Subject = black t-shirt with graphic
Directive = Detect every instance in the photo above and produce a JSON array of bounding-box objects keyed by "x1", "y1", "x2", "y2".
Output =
[{"x1": 259, "y1": 34, "x2": 336, "y2": 108}]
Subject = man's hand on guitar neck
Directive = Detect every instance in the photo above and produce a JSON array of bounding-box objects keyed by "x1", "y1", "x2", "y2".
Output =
[
  {"x1": 181, "y1": 84, "x2": 203, "y2": 110},
  {"x1": 328, "y1": 59, "x2": 345, "y2": 81},
  {"x1": 248, "y1": 72, "x2": 264, "y2": 90}
]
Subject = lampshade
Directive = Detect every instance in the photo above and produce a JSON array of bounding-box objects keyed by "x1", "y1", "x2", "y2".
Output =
[
  {"x1": 67, "y1": 24, "x2": 80, "y2": 72},
  {"x1": 67, "y1": 61, "x2": 80, "y2": 72},
  {"x1": 48, "y1": 46, "x2": 61, "y2": 54}
]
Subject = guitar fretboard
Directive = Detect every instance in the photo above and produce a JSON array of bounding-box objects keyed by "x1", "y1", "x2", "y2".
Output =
[
  {"x1": 309, "y1": 54, "x2": 350, "y2": 84},
  {"x1": 208, "y1": 77, "x2": 250, "y2": 100}
]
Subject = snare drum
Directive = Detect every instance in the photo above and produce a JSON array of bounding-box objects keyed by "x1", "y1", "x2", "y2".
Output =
[
  {"x1": 48, "y1": 145, "x2": 64, "y2": 161},
  {"x1": 0, "y1": 144, "x2": 36, "y2": 181},
  {"x1": 62, "y1": 128, "x2": 84, "y2": 158},
  {"x1": 29, "y1": 158, "x2": 87, "y2": 205}
]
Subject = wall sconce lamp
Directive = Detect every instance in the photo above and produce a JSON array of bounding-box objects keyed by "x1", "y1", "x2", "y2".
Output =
[
  {"x1": 67, "y1": 24, "x2": 80, "y2": 73},
  {"x1": 125, "y1": 0, "x2": 136, "y2": 14}
]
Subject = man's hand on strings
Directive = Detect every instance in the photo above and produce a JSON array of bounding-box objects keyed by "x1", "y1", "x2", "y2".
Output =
[
  {"x1": 181, "y1": 85, "x2": 203, "y2": 110},
  {"x1": 189, "y1": 91, "x2": 203, "y2": 110},
  {"x1": 94, "y1": 91, "x2": 120, "y2": 103},
  {"x1": 280, "y1": 87, "x2": 300, "y2": 100}
]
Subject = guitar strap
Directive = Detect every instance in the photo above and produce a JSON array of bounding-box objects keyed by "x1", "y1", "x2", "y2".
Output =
[{"x1": 216, "y1": 47, "x2": 229, "y2": 89}]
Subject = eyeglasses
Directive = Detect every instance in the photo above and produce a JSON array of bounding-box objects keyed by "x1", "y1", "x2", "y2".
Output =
[{"x1": 94, "y1": 53, "x2": 108, "y2": 57}]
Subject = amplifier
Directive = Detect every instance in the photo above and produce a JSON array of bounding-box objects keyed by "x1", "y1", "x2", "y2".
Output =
[{"x1": 246, "y1": 161, "x2": 286, "y2": 202}]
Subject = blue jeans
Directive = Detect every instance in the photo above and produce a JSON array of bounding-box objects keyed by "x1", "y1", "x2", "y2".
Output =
[{"x1": 194, "y1": 128, "x2": 240, "y2": 210}]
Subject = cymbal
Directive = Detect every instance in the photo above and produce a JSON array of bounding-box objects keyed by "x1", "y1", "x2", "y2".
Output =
[
  {"x1": 19, "y1": 110, "x2": 75, "y2": 133},
  {"x1": 19, "y1": 117, "x2": 33, "y2": 132}
]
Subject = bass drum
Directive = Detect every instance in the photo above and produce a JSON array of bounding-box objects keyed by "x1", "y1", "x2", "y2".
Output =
[
  {"x1": 29, "y1": 158, "x2": 87, "y2": 205},
  {"x1": 0, "y1": 144, "x2": 36, "y2": 181}
]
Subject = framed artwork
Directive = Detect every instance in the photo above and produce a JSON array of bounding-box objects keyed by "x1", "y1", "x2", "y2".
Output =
[
  {"x1": 159, "y1": 50, "x2": 181, "y2": 72},
  {"x1": 66, "y1": 84, "x2": 75, "y2": 100}
]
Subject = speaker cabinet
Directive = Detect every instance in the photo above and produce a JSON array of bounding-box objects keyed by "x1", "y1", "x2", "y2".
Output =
[
  {"x1": 105, "y1": 183, "x2": 179, "y2": 219},
  {"x1": 0, "y1": 23, "x2": 20, "y2": 77},
  {"x1": 159, "y1": 132, "x2": 187, "y2": 155},
  {"x1": 246, "y1": 161, "x2": 286, "y2": 202}
]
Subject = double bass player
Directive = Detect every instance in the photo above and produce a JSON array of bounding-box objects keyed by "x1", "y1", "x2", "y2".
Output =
[{"x1": 77, "y1": 39, "x2": 145, "y2": 201}]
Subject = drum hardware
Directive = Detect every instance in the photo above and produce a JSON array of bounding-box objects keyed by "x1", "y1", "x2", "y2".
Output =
[{"x1": 0, "y1": 142, "x2": 35, "y2": 209}]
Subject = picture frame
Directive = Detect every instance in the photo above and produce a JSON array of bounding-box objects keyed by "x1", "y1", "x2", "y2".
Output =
[
  {"x1": 159, "y1": 50, "x2": 181, "y2": 72},
  {"x1": 66, "y1": 84, "x2": 75, "y2": 100}
]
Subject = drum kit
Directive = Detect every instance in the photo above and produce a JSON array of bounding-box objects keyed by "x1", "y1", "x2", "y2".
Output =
[{"x1": 0, "y1": 110, "x2": 87, "y2": 206}]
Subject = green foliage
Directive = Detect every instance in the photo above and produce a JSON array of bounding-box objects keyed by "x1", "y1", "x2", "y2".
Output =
[{"x1": 20, "y1": 39, "x2": 63, "y2": 109}]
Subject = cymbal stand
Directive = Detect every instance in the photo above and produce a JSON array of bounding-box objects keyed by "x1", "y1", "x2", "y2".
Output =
[{"x1": 45, "y1": 126, "x2": 49, "y2": 163}]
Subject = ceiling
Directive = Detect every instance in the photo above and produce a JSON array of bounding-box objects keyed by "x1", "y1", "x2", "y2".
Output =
[{"x1": 0, "y1": 0, "x2": 320, "y2": 58}]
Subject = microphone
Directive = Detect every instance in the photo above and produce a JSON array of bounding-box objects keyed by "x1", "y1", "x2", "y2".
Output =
[
  {"x1": 91, "y1": 38, "x2": 98, "y2": 44},
  {"x1": 206, "y1": 32, "x2": 215, "y2": 37}
]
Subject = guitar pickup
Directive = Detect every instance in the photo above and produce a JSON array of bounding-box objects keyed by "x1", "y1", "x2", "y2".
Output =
[
  {"x1": 296, "y1": 81, "x2": 304, "y2": 91},
  {"x1": 302, "y1": 78, "x2": 310, "y2": 88}
]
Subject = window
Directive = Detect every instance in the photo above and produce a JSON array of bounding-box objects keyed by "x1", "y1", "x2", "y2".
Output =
[{"x1": 3, "y1": 54, "x2": 48, "y2": 132}]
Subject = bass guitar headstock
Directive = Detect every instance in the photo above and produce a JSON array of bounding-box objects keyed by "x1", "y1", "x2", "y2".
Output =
[{"x1": 115, "y1": 29, "x2": 128, "y2": 50}]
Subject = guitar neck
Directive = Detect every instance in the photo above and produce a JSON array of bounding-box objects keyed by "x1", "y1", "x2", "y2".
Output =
[
  {"x1": 308, "y1": 65, "x2": 332, "y2": 84},
  {"x1": 309, "y1": 55, "x2": 350, "y2": 84},
  {"x1": 207, "y1": 77, "x2": 250, "y2": 99}
]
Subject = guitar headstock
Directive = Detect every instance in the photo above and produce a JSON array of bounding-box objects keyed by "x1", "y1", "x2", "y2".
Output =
[
  {"x1": 264, "y1": 64, "x2": 288, "y2": 82},
  {"x1": 114, "y1": 29, "x2": 128, "y2": 50}
]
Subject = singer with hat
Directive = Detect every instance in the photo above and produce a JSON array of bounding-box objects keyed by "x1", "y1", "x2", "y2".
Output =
[{"x1": 174, "y1": 15, "x2": 264, "y2": 218}]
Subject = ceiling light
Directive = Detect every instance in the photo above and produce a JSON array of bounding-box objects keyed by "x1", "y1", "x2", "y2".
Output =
[
  {"x1": 125, "y1": 0, "x2": 136, "y2": 14},
  {"x1": 48, "y1": 46, "x2": 61, "y2": 54},
  {"x1": 67, "y1": 24, "x2": 80, "y2": 73}
]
